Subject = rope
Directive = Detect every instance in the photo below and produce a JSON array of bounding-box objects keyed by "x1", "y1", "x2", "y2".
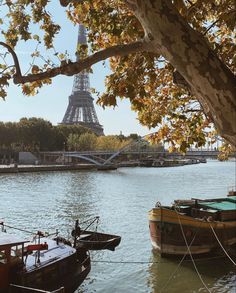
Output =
[
  {"x1": 79, "y1": 217, "x2": 100, "y2": 234},
  {"x1": 0, "y1": 222, "x2": 37, "y2": 235},
  {"x1": 90, "y1": 255, "x2": 225, "y2": 264},
  {"x1": 79, "y1": 216, "x2": 100, "y2": 225},
  {"x1": 209, "y1": 223, "x2": 236, "y2": 266},
  {"x1": 10, "y1": 284, "x2": 57, "y2": 293},
  {"x1": 175, "y1": 208, "x2": 211, "y2": 293},
  {"x1": 0, "y1": 222, "x2": 59, "y2": 239},
  {"x1": 92, "y1": 260, "x2": 153, "y2": 264},
  {"x1": 81, "y1": 254, "x2": 91, "y2": 266},
  {"x1": 159, "y1": 220, "x2": 204, "y2": 292},
  {"x1": 159, "y1": 254, "x2": 186, "y2": 292}
]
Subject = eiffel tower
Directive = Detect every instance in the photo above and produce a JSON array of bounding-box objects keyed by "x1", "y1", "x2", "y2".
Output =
[{"x1": 61, "y1": 24, "x2": 104, "y2": 136}]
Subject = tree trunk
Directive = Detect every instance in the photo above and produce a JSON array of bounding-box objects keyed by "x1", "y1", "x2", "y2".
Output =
[{"x1": 128, "y1": 0, "x2": 236, "y2": 147}]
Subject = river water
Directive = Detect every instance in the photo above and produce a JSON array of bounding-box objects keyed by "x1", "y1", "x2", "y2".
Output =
[{"x1": 0, "y1": 160, "x2": 235, "y2": 293}]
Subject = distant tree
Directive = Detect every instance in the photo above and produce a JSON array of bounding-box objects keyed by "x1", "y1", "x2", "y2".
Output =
[
  {"x1": 0, "y1": 118, "x2": 92, "y2": 151},
  {"x1": 0, "y1": 122, "x2": 18, "y2": 148},
  {"x1": 55, "y1": 124, "x2": 93, "y2": 150},
  {"x1": 67, "y1": 133, "x2": 80, "y2": 151},
  {"x1": 77, "y1": 132, "x2": 97, "y2": 151},
  {"x1": 127, "y1": 134, "x2": 140, "y2": 141},
  {"x1": 17, "y1": 117, "x2": 54, "y2": 151},
  {"x1": 0, "y1": 121, "x2": 22, "y2": 150},
  {"x1": 96, "y1": 135, "x2": 129, "y2": 151}
]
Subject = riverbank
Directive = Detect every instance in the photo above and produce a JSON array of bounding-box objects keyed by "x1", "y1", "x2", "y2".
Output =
[
  {"x1": 0, "y1": 158, "x2": 207, "y2": 173},
  {"x1": 0, "y1": 164, "x2": 97, "y2": 173}
]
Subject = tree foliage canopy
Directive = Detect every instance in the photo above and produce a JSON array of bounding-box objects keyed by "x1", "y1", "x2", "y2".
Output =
[
  {"x1": 0, "y1": 0, "x2": 235, "y2": 150},
  {"x1": 0, "y1": 117, "x2": 92, "y2": 151},
  {"x1": 66, "y1": 132, "x2": 131, "y2": 151}
]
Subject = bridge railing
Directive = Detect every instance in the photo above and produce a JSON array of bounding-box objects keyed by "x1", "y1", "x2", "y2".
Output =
[{"x1": 39, "y1": 149, "x2": 226, "y2": 157}]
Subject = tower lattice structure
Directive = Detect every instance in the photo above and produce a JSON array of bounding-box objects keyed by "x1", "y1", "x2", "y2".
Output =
[{"x1": 61, "y1": 24, "x2": 104, "y2": 136}]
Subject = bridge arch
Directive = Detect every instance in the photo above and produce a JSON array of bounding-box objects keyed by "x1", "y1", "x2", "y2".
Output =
[{"x1": 64, "y1": 153, "x2": 102, "y2": 166}]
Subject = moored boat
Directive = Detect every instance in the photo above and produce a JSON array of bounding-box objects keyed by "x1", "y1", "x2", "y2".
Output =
[
  {"x1": 0, "y1": 223, "x2": 91, "y2": 293},
  {"x1": 96, "y1": 164, "x2": 117, "y2": 170},
  {"x1": 74, "y1": 230, "x2": 121, "y2": 251},
  {"x1": 71, "y1": 218, "x2": 121, "y2": 252},
  {"x1": 148, "y1": 195, "x2": 236, "y2": 257}
]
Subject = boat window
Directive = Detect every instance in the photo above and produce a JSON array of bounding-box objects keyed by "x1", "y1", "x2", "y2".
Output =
[
  {"x1": 11, "y1": 245, "x2": 22, "y2": 258},
  {"x1": 10, "y1": 245, "x2": 23, "y2": 267},
  {"x1": 0, "y1": 250, "x2": 7, "y2": 264}
]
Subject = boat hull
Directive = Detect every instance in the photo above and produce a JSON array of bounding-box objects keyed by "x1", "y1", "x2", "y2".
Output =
[
  {"x1": 14, "y1": 250, "x2": 91, "y2": 293},
  {"x1": 10, "y1": 248, "x2": 91, "y2": 293},
  {"x1": 149, "y1": 207, "x2": 236, "y2": 256}
]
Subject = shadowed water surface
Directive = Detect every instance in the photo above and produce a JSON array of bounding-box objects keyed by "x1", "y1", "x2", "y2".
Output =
[{"x1": 0, "y1": 160, "x2": 235, "y2": 292}]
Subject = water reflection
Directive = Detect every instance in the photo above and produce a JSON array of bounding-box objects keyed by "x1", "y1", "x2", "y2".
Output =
[
  {"x1": 56, "y1": 172, "x2": 99, "y2": 230},
  {"x1": 148, "y1": 251, "x2": 236, "y2": 293}
]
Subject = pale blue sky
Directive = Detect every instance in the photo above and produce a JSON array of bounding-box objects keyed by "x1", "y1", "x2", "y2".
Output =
[{"x1": 0, "y1": 3, "x2": 151, "y2": 136}]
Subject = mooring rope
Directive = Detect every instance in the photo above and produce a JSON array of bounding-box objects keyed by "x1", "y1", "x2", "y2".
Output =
[
  {"x1": 209, "y1": 223, "x2": 236, "y2": 266},
  {"x1": 90, "y1": 255, "x2": 225, "y2": 264},
  {"x1": 92, "y1": 260, "x2": 153, "y2": 264},
  {"x1": 159, "y1": 218, "x2": 205, "y2": 292},
  {"x1": 175, "y1": 208, "x2": 211, "y2": 293},
  {"x1": 0, "y1": 222, "x2": 60, "y2": 239},
  {"x1": 0, "y1": 222, "x2": 37, "y2": 235}
]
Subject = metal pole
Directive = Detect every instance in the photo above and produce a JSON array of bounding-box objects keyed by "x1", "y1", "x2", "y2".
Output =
[{"x1": 73, "y1": 219, "x2": 79, "y2": 248}]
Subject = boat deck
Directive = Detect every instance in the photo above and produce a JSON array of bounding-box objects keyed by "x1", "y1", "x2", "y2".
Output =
[{"x1": 25, "y1": 238, "x2": 76, "y2": 272}]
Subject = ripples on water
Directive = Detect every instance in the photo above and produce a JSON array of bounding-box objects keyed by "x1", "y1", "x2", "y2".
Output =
[{"x1": 0, "y1": 160, "x2": 235, "y2": 292}]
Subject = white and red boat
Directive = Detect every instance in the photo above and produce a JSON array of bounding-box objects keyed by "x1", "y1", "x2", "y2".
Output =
[{"x1": 0, "y1": 225, "x2": 91, "y2": 293}]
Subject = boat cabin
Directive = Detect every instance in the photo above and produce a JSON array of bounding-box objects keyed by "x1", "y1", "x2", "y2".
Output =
[
  {"x1": 174, "y1": 196, "x2": 236, "y2": 221},
  {"x1": 0, "y1": 234, "x2": 28, "y2": 291}
]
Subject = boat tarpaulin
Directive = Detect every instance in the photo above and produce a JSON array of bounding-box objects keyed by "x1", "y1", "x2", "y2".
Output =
[{"x1": 199, "y1": 200, "x2": 236, "y2": 211}]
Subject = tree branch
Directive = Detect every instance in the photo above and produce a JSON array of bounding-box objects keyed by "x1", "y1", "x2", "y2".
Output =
[
  {"x1": 0, "y1": 65, "x2": 15, "y2": 75},
  {"x1": 59, "y1": 0, "x2": 84, "y2": 7},
  {"x1": 0, "y1": 42, "x2": 22, "y2": 77},
  {"x1": 2, "y1": 41, "x2": 147, "y2": 84},
  {"x1": 173, "y1": 70, "x2": 190, "y2": 91},
  {"x1": 203, "y1": 19, "x2": 219, "y2": 35},
  {"x1": 183, "y1": 109, "x2": 202, "y2": 113},
  {"x1": 203, "y1": 10, "x2": 236, "y2": 35}
]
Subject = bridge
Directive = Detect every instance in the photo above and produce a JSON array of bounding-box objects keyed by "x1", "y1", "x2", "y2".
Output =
[
  {"x1": 38, "y1": 149, "x2": 235, "y2": 167},
  {"x1": 36, "y1": 131, "x2": 235, "y2": 167}
]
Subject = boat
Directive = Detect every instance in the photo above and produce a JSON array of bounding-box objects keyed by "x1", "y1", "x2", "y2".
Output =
[
  {"x1": 148, "y1": 194, "x2": 236, "y2": 257},
  {"x1": 139, "y1": 158, "x2": 154, "y2": 167},
  {"x1": 96, "y1": 164, "x2": 117, "y2": 171},
  {"x1": 0, "y1": 223, "x2": 91, "y2": 293},
  {"x1": 199, "y1": 157, "x2": 207, "y2": 163},
  {"x1": 73, "y1": 230, "x2": 121, "y2": 251},
  {"x1": 71, "y1": 218, "x2": 121, "y2": 251}
]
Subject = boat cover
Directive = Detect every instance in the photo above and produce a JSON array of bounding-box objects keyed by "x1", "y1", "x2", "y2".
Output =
[
  {"x1": 226, "y1": 196, "x2": 236, "y2": 203},
  {"x1": 199, "y1": 200, "x2": 236, "y2": 211}
]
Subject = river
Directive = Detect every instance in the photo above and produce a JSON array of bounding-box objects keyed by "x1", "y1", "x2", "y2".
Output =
[{"x1": 0, "y1": 160, "x2": 235, "y2": 292}]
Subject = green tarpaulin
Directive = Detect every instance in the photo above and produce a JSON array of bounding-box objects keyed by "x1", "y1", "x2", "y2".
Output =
[{"x1": 199, "y1": 200, "x2": 236, "y2": 211}]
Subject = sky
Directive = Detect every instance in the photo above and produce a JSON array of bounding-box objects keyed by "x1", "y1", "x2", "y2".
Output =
[{"x1": 0, "y1": 2, "x2": 152, "y2": 137}]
